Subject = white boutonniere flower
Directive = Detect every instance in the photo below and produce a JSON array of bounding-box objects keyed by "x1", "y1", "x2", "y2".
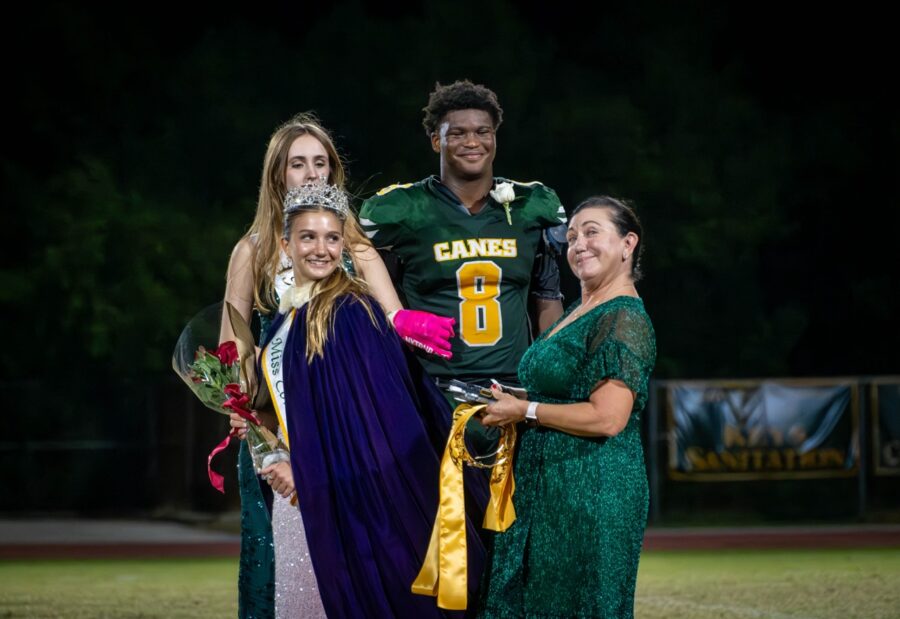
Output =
[
  {"x1": 491, "y1": 181, "x2": 515, "y2": 204},
  {"x1": 490, "y1": 181, "x2": 516, "y2": 225}
]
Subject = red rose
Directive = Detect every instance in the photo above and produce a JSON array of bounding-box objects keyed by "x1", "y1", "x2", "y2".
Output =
[
  {"x1": 212, "y1": 341, "x2": 239, "y2": 365},
  {"x1": 223, "y1": 383, "x2": 244, "y2": 398}
]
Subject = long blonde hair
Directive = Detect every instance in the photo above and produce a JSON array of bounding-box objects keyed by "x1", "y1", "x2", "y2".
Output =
[
  {"x1": 245, "y1": 112, "x2": 355, "y2": 314},
  {"x1": 283, "y1": 205, "x2": 381, "y2": 362}
]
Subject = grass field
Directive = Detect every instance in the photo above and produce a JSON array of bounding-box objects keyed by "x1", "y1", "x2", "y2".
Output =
[
  {"x1": 1, "y1": 549, "x2": 898, "y2": 618},
  {"x1": 0, "y1": 559, "x2": 237, "y2": 618},
  {"x1": 635, "y1": 549, "x2": 900, "y2": 619}
]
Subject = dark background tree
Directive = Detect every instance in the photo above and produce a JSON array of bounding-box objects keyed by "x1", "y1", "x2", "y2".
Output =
[{"x1": 3, "y1": 1, "x2": 896, "y2": 513}]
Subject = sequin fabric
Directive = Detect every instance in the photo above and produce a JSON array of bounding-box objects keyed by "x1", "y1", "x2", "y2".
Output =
[
  {"x1": 236, "y1": 265, "x2": 291, "y2": 619},
  {"x1": 237, "y1": 441, "x2": 275, "y2": 619},
  {"x1": 272, "y1": 428, "x2": 326, "y2": 618},
  {"x1": 477, "y1": 296, "x2": 656, "y2": 619}
]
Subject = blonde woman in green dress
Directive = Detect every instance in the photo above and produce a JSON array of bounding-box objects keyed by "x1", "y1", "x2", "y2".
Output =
[{"x1": 476, "y1": 196, "x2": 656, "y2": 618}]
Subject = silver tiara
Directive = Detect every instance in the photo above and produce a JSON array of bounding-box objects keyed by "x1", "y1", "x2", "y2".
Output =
[{"x1": 283, "y1": 183, "x2": 350, "y2": 219}]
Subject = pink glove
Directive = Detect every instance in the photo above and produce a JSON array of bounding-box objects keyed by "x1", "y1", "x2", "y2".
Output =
[{"x1": 391, "y1": 309, "x2": 455, "y2": 360}]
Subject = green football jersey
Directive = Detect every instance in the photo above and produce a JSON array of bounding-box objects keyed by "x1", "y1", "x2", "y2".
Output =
[{"x1": 359, "y1": 176, "x2": 566, "y2": 381}]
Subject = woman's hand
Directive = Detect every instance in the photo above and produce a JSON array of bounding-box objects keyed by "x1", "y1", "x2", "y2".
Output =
[
  {"x1": 260, "y1": 461, "x2": 295, "y2": 499},
  {"x1": 230, "y1": 409, "x2": 280, "y2": 436},
  {"x1": 228, "y1": 411, "x2": 258, "y2": 439},
  {"x1": 481, "y1": 387, "x2": 527, "y2": 427}
]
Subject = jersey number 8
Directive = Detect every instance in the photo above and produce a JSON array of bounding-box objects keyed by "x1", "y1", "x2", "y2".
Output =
[{"x1": 456, "y1": 261, "x2": 503, "y2": 347}]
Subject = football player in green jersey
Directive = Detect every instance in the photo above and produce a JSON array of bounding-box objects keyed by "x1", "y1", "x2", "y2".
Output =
[{"x1": 360, "y1": 80, "x2": 567, "y2": 392}]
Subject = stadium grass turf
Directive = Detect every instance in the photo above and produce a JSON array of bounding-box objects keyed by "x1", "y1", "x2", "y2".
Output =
[
  {"x1": 0, "y1": 549, "x2": 898, "y2": 618},
  {"x1": 635, "y1": 548, "x2": 900, "y2": 619},
  {"x1": 0, "y1": 558, "x2": 237, "y2": 618}
]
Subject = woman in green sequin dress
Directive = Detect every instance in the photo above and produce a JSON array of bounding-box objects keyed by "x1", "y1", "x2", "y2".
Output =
[{"x1": 477, "y1": 196, "x2": 656, "y2": 619}]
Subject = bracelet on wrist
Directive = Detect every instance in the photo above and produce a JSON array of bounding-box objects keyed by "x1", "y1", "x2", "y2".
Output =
[{"x1": 525, "y1": 401, "x2": 540, "y2": 424}]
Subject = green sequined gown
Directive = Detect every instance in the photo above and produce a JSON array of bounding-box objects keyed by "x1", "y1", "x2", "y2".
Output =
[{"x1": 477, "y1": 296, "x2": 656, "y2": 619}]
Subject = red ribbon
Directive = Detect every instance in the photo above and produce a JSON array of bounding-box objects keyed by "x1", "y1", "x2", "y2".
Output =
[
  {"x1": 207, "y1": 429, "x2": 238, "y2": 493},
  {"x1": 207, "y1": 383, "x2": 260, "y2": 493},
  {"x1": 222, "y1": 383, "x2": 259, "y2": 425}
]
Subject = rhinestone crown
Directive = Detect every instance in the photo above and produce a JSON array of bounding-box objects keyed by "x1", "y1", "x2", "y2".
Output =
[{"x1": 283, "y1": 183, "x2": 350, "y2": 220}]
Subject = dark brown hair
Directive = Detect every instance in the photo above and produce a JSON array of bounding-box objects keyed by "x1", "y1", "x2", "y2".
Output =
[{"x1": 572, "y1": 196, "x2": 645, "y2": 282}]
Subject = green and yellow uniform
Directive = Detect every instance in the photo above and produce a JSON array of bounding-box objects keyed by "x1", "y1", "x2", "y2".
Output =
[{"x1": 360, "y1": 175, "x2": 566, "y2": 384}]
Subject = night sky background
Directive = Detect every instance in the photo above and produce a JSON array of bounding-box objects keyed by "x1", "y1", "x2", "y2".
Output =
[{"x1": 3, "y1": 1, "x2": 897, "y2": 511}]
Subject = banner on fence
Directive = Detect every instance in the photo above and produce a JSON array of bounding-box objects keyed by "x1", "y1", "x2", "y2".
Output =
[
  {"x1": 668, "y1": 381, "x2": 858, "y2": 480},
  {"x1": 873, "y1": 381, "x2": 900, "y2": 476}
]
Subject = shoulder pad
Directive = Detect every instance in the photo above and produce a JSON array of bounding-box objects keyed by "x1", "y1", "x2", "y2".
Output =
[{"x1": 544, "y1": 224, "x2": 568, "y2": 255}]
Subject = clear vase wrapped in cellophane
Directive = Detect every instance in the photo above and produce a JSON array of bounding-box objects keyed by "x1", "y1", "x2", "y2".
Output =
[{"x1": 171, "y1": 301, "x2": 290, "y2": 492}]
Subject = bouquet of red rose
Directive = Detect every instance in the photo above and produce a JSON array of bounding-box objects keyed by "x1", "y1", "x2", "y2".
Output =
[{"x1": 172, "y1": 301, "x2": 289, "y2": 493}]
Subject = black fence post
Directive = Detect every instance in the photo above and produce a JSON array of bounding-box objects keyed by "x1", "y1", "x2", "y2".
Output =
[
  {"x1": 184, "y1": 388, "x2": 196, "y2": 510},
  {"x1": 146, "y1": 380, "x2": 159, "y2": 510},
  {"x1": 648, "y1": 380, "x2": 661, "y2": 524},
  {"x1": 857, "y1": 378, "x2": 868, "y2": 520}
]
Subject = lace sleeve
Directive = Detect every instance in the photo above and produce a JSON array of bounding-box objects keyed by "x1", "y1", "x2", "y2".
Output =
[{"x1": 581, "y1": 305, "x2": 656, "y2": 411}]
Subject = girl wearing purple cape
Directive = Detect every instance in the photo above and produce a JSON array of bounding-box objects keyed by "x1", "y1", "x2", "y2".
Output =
[{"x1": 255, "y1": 182, "x2": 485, "y2": 618}]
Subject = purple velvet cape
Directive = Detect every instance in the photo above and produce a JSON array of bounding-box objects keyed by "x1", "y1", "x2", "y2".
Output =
[{"x1": 263, "y1": 295, "x2": 486, "y2": 618}]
